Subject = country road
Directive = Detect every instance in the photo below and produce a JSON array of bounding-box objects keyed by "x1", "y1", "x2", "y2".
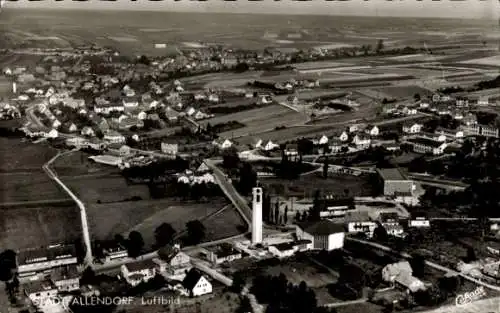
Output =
[{"x1": 43, "y1": 149, "x2": 94, "y2": 267}]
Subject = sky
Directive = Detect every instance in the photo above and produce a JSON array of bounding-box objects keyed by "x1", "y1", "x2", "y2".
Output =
[{"x1": 3, "y1": 0, "x2": 500, "y2": 20}]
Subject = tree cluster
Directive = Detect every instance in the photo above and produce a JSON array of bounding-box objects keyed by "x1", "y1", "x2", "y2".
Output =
[{"x1": 250, "y1": 274, "x2": 328, "y2": 313}]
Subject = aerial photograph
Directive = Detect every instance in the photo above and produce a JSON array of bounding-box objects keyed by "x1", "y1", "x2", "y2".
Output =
[{"x1": 0, "y1": 1, "x2": 500, "y2": 313}]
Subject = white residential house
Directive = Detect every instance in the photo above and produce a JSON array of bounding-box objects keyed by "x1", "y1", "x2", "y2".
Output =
[
  {"x1": 137, "y1": 111, "x2": 147, "y2": 120},
  {"x1": 260, "y1": 140, "x2": 279, "y2": 151},
  {"x1": 182, "y1": 269, "x2": 212, "y2": 297},
  {"x1": 185, "y1": 107, "x2": 196, "y2": 116},
  {"x1": 81, "y1": 126, "x2": 95, "y2": 137},
  {"x1": 213, "y1": 138, "x2": 233, "y2": 150},
  {"x1": 318, "y1": 135, "x2": 329, "y2": 145},
  {"x1": 478, "y1": 96, "x2": 489, "y2": 106},
  {"x1": 68, "y1": 123, "x2": 78, "y2": 132},
  {"x1": 268, "y1": 240, "x2": 312, "y2": 258},
  {"x1": 365, "y1": 125, "x2": 379, "y2": 137},
  {"x1": 206, "y1": 243, "x2": 242, "y2": 265},
  {"x1": 352, "y1": 134, "x2": 371, "y2": 149},
  {"x1": 408, "y1": 217, "x2": 431, "y2": 228},
  {"x1": 407, "y1": 137, "x2": 448, "y2": 155},
  {"x1": 419, "y1": 101, "x2": 430, "y2": 109},
  {"x1": 339, "y1": 131, "x2": 349, "y2": 142},
  {"x1": 402, "y1": 123, "x2": 422, "y2": 134},
  {"x1": 121, "y1": 259, "x2": 157, "y2": 287},
  {"x1": 208, "y1": 94, "x2": 219, "y2": 103},
  {"x1": 158, "y1": 245, "x2": 191, "y2": 279},
  {"x1": 103, "y1": 245, "x2": 128, "y2": 262},
  {"x1": 52, "y1": 119, "x2": 61, "y2": 129},
  {"x1": 161, "y1": 143, "x2": 179, "y2": 156},
  {"x1": 402, "y1": 107, "x2": 418, "y2": 116},
  {"x1": 104, "y1": 130, "x2": 126, "y2": 144},
  {"x1": 348, "y1": 125, "x2": 359, "y2": 133}
]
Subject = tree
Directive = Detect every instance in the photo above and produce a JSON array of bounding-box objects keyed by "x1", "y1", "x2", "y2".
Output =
[
  {"x1": 80, "y1": 266, "x2": 96, "y2": 286},
  {"x1": 231, "y1": 272, "x2": 246, "y2": 293},
  {"x1": 373, "y1": 225, "x2": 388, "y2": 242},
  {"x1": 309, "y1": 190, "x2": 322, "y2": 221},
  {"x1": 284, "y1": 205, "x2": 289, "y2": 224},
  {"x1": 409, "y1": 254, "x2": 426, "y2": 278},
  {"x1": 154, "y1": 223, "x2": 176, "y2": 248},
  {"x1": 413, "y1": 93, "x2": 421, "y2": 101},
  {"x1": 466, "y1": 247, "x2": 477, "y2": 263},
  {"x1": 127, "y1": 231, "x2": 145, "y2": 258},
  {"x1": 274, "y1": 201, "x2": 280, "y2": 225},
  {"x1": 0, "y1": 250, "x2": 16, "y2": 282},
  {"x1": 186, "y1": 220, "x2": 206, "y2": 245},
  {"x1": 295, "y1": 211, "x2": 301, "y2": 222},
  {"x1": 323, "y1": 157, "x2": 329, "y2": 179},
  {"x1": 376, "y1": 39, "x2": 384, "y2": 52}
]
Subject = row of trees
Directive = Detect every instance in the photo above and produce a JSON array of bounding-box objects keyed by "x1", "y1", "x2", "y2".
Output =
[{"x1": 94, "y1": 220, "x2": 206, "y2": 259}]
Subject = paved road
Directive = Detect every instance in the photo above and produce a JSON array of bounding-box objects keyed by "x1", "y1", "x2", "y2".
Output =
[
  {"x1": 323, "y1": 298, "x2": 368, "y2": 308},
  {"x1": 204, "y1": 159, "x2": 252, "y2": 229},
  {"x1": 43, "y1": 149, "x2": 94, "y2": 267},
  {"x1": 347, "y1": 237, "x2": 500, "y2": 292}
]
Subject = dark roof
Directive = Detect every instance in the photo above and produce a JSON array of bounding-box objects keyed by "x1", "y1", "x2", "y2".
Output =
[
  {"x1": 124, "y1": 259, "x2": 157, "y2": 272},
  {"x1": 17, "y1": 245, "x2": 76, "y2": 265},
  {"x1": 380, "y1": 212, "x2": 400, "y2": 223},
  {"x1": 272, "y1": 240, "x2": 312, "y2": 251},
  {"x1": 50, "y1": 265, "x2": 80, "y2": 281},
  {"x1": 297, "y1": 220, "x2": 345, "y2": 235},
  {"x1": 377, "y1": 168, "x2": 408, "y2": 181},
  {"x1": 407, "y1": 137, "x2": 446, "y2": 148},
  {"x1": 182, "y1": 269, "x2": 204, "y2": 290},
  {"x1": 211, "y1": 243, "x2": 240, "y2": 258}
]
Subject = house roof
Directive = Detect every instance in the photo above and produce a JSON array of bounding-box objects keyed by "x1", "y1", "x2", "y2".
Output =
[
  {"x1": 124, "y1": 259, "x2": 157, "y2": 272},
  {"x1": 50, "y1": 265, "x2": 80, "y2": 281},
  {"x1": 182, "y1": 269, "x2": 204, "y2": 290},
  {"x1": 377, "y1": 168, "x2": 408, "y2": 181},
  {"x1": 24, "y1": 280, "x2": 57, "y2": 295},
  {"x1": 17, "y1": 245, "x2": 76, "y2": 265},
  {"x1": 297, "y1": 220, "x2": 345, "y2": 235},
  {"x1": 407, "y1": 137, "x2": 446, "y2": 148}
]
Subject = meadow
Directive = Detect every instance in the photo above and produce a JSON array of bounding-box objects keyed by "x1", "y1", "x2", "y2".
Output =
[
  {"x1": 0, "y1": 205, "x2": 81, "y2": 250},
  {"x1": 87, "y1": 198, "x2": 230, "y2": 248}
]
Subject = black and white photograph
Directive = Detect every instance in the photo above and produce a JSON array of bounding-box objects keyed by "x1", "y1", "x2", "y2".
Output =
[{"x1": 0, "y1": 0, "x2": 500, "y2": 312}]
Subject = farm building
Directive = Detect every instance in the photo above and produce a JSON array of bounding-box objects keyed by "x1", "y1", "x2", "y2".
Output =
[
  {"x1": 17, "y1": 244, "x2": 77, "y2": 279},
  {"x1": 377, "y1": 168, "x2": 414, "y2": 197}
]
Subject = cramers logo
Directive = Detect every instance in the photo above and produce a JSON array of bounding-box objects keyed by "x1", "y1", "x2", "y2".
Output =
[{"x1": 455, "y1": 286, "x2": 487, "y2": 306}]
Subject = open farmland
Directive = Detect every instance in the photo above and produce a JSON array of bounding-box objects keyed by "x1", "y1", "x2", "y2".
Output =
[
  {"x1": 0, "y1": 205, "x2": 81, "y2": 250},
  {"x1": 202, "y1": 205, "x2": 247, "y2": 241},
  {"x1": 64, "y1": 175, "x2": 151, "y2": 203},
  {"x1": 262, "y1": 171, "x2": 376, "y2": 198},
  {"x1": 202, "y1": 104, "x2": 308, "y2": 138},
  {"x1": 461, "y1": 54, "x2": 500, "y2": 67},
  {"x1": 52, "y1": 150, "x2": 120, "y2": 177},
  {"x1": 0, "y1": 138, "x2": 68, "y2": 202},
  {"x1": 86, "y1": 198, "x2": 229, "y2": 248},
  {"x1": 0, "y1": 172, "x2": 69, "y2": 203},
  {"x1": 374, "y1": 85, "x2": 434, "y2": 99}
]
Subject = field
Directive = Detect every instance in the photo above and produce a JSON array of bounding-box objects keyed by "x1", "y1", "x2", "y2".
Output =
[
  {"x1": 86, "y1": 198, "x2": 231, "y2": 248},
  {"x1": 374, "y1": 85, "x2": 434, "y2": 99},
  {"x1": 64, "y1": 175, "x2": 151, "y2": 203},
  {"x1": 202, "y1": 104, "x2": 308, "y2": 139},
  {"x1": 202, "y1": 205, "x2": 247, "y2": 241},
  {"x1": 460, "y1": 54, "x2": 500, "y2": 66},
  {"x1": 0, "y1": 138, "x2": 69, "y2": 202},
  {"x1": 0, "y1": 205, "x2": 81, "y2": 250},
  {"x1": 52, "y1": 150, "x2": 119, "y2": 177},
  {"x1": 261, "y1": 171, "x2": 376, "y2": 198}
]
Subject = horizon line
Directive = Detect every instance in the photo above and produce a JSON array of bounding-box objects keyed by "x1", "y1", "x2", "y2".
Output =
[{"x1": 2, "y1": 6, "x2": 498, "y2": 21}]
